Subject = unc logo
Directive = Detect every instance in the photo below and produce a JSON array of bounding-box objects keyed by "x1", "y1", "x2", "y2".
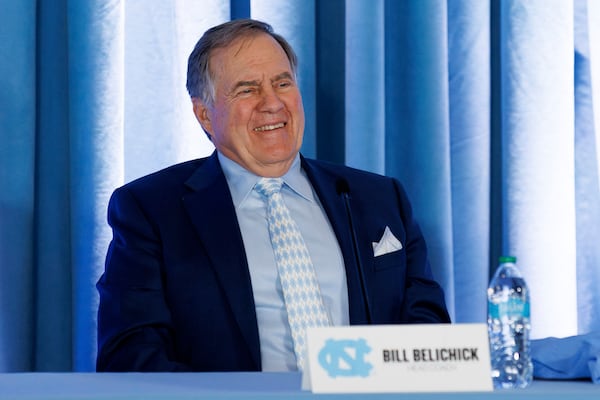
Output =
[{"x1": 318, "y1": 338, "x2": 372, "y2": 377}]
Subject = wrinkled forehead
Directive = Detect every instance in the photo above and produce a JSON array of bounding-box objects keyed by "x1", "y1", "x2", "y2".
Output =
[
  {"x1": 213, "y1": 33, "x2": 288, "y2": 63},
  {"x1": 208, "y1": 33, "x2": 293, "y2": 84}
]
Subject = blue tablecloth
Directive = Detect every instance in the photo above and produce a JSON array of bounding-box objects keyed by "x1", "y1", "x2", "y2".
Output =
[{"x1": 0, "y1": 372, "x2": 598, "y2": 400}]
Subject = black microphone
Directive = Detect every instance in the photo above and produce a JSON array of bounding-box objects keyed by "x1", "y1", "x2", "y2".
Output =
[{"x1": 336, "y1": 179, "x2": 372, "y2": 324}]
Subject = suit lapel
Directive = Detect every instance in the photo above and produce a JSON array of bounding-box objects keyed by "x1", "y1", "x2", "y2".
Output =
[
  {"x1": 301, "y1": 157, "x2": 371, "y2": 324},
  {"x1": 181, "y1": 153, "x2": 261, "y2": 369}
]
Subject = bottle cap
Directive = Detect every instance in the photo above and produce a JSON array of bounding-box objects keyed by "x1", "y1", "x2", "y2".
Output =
[{"x1": 499, "y1": 256, "x2": 516, "y2": 263}]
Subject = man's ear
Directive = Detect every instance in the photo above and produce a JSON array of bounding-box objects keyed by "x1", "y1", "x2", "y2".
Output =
[{"x1": 192, "y1": 98, "x2": 213, "y2": 136}]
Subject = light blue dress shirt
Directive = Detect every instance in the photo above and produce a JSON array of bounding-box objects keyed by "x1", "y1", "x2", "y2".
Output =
[{"x1": 218, "y1": 153, "x2": 350, "y2": 371}]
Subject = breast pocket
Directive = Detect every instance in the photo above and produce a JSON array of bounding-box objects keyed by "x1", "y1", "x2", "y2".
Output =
[{"x1": 373, "y1": 249, "x2": 406, "y2": 271}]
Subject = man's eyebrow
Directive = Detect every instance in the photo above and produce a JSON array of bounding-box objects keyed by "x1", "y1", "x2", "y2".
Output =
[
  {"x1": 231, "y1": 79, "x2": 261, "y2": 91},
  {"x1": 271, "y1": 72, "x2": 294, "y2": 82},
  {"x1": 230, "y1": 72, "x2": 294, "y2": 93}
]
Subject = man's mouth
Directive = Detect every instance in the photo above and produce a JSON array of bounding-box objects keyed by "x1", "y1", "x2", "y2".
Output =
[{"x1": 253, "y1": 122, "x2": 286, "y2": 132}]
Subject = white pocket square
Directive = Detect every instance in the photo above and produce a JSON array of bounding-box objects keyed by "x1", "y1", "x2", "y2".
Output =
[{"x1": 372, "y1": 226, "x2": 403, "y2": 257}]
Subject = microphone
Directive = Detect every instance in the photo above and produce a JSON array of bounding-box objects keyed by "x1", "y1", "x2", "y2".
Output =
[{"x1": 336, "y1": 179, "x2": 372, "y2": 324}]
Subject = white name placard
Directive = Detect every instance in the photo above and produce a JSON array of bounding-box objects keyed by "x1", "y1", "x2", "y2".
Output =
[{"x1": 303, "y1": 323, "x2": 493, "y2": 393}]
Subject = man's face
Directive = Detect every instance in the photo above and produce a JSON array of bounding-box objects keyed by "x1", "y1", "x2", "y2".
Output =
[{"x1": 193, "y1": 33, "x2": 305, "y2": 177}]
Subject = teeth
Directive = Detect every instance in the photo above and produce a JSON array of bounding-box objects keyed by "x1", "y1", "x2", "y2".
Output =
[{"x1": 254, "y1": 122, "x2": 285, "y2": 132}]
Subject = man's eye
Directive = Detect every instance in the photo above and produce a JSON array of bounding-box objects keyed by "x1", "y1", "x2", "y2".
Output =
[
  {"x1": 277, "y1": 81, "x2": 291, "y2": 88},
  {"x1": 238, "y1": 88, "x2": 255, "y2": 95}
]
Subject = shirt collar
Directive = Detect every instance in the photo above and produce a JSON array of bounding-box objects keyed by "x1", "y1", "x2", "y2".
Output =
[{"x1": 218, "y1": 152, "x2": 314, "y2": 208}]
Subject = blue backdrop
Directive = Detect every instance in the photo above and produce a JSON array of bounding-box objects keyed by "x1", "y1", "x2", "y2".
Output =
[{"x1": 1, "y1": 0, "x2": 599, "y2": 372}]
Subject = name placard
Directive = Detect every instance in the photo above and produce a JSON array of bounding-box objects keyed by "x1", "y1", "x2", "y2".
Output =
[{"x1": 302, "y1": 323, "x2": 493, "y2": 393}]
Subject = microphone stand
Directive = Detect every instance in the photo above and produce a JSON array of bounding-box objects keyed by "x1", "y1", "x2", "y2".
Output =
[{"x1": 337, "y1": 180, "x2": 372, "y2": 324}]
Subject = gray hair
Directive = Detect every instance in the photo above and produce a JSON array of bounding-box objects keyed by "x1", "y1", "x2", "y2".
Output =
[{"x1": 186, "y1": 19, "x2": 298, "y2": 105}]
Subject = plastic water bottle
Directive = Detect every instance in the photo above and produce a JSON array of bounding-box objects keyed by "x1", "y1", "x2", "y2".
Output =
[{"x1": 487, "y1": 256, "x2": 533, "y2": 389}]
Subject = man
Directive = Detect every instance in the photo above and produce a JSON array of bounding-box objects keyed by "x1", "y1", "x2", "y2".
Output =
[{"x1": 96, "y1": 19, "x2": 450, "y2": 373}]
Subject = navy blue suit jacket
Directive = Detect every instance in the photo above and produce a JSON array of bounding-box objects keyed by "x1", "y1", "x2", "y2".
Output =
[{"x1": 96, "y1": 152, "x2": 450, "y2": 372}]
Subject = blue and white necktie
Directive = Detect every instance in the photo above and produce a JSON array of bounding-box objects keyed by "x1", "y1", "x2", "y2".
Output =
[{"x1": 255, "y1": 177, "x2": 331, "y2": 371}]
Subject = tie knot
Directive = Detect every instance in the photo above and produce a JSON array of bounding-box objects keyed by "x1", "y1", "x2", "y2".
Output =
[{"x1": 255, "y1": 177, "x2": 284, "y2": 198}]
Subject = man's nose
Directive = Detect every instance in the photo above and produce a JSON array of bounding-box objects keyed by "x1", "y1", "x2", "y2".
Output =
[{"x1": 259, "y1": 87, "x2": 284, "y2": 112}]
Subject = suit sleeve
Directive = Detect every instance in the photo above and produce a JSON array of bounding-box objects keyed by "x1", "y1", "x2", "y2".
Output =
[
  {"x1": 96, "y1": 186, "x2": 192, "y2": 372},
  {"x1": 394, "y1": 180, "x2": 452, "y2": 324}
]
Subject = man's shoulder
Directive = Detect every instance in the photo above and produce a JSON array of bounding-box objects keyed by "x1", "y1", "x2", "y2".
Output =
[
  {"x1": 302, "y1": 156, "x2": 390, "y2": 182},
  {"x1": 118, "y1": 157, "x2": 211, "y2": 195},
  {"x1": 301, "y1": 156, "x2": 408, "y2": 202}
]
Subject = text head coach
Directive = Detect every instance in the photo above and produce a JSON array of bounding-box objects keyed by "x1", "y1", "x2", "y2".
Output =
[{"x1": 96, "y1": 18, "x2": 451, "y2": 373}]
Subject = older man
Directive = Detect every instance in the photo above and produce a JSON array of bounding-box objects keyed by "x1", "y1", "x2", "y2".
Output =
[{"x1": 96, "y1": 19, "x2": 450, "y2": 373}]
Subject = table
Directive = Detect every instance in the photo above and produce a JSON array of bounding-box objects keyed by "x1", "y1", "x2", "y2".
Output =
[{"x1": 0, "y1": 372, "x2": 598, "y2": 399}]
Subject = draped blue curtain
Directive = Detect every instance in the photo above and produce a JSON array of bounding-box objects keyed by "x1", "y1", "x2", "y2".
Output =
[
  {"x1": 501, "y1": 0, "x2": 578, "y2": 338},
  {"x1": 1, "y1": 0, "x2": 599, "y2": 372}
]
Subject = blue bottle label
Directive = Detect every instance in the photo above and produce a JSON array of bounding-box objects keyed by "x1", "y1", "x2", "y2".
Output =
[{"x1": 488, "y1": 298, "x2": 530, "y2": 319}]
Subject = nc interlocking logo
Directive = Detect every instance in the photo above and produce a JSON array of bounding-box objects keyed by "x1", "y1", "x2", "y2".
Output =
[{"x1": 318, "y1": 338, "x2": 373, "y2": 377}]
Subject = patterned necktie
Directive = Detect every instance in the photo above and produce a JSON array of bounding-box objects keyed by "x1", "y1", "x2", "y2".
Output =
[{"x1": 255, "y1": 177, "x2": 331, "y2": 371}]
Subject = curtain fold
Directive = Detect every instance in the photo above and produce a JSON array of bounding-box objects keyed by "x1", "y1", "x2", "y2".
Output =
[
  {"x1": 66, "y1": 0, "x2": 125, "y2": 371},
  {"x1": 501, "y1": 0, "x2": 578, "y2": 339},
  {"x1": 34, "y1": 0, "x2": 72, "y2": 371},
  {"x1": 0, "y1": 0, "x2": 36, "y2": 372},
  {"x1": 123, "y1": 0, "x2": 220, "y2": 182},
  {"x1": 447, "y1": 0, "x2": 491, "y2": 323},
  {"x1": 574, "y1": 0, "x2": 600, "y2": 335},
  {"x1": 1, "y1": 0, "x2": 599, "y2": 371},
  {"x1": 384, "y1": 0, "x2": 455, "y2": 317},
  {"x1": 345, "y1": 1, "x2": 385, "y2": 173}
]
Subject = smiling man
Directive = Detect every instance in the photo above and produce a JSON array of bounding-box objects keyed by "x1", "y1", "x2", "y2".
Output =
[{"x1": 96, "y1": 19, "x2": 450, "y2": 373}]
